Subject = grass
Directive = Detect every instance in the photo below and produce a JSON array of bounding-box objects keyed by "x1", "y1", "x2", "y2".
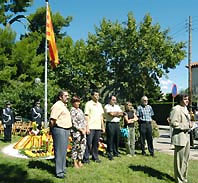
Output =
[{"x1": 0, "y1": 135, "x2": 198, "y2": 183}]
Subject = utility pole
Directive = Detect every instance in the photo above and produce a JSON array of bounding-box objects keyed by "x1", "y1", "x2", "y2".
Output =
[{"x1": 188, "y1": 16, "x2": 192, "y2": 111}]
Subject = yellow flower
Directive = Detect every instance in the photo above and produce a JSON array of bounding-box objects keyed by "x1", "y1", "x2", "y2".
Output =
[{"x1": 32, "y1": 122, "x2": 38, "y2": 130}]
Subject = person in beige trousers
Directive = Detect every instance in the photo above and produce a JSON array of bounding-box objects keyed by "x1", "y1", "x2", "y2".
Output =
[{"x1": 170, "y1": 94, "x2": 193, "y2": 183}]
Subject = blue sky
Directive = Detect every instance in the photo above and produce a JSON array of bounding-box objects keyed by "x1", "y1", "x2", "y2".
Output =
[{"x1": 12, "y1": 0, "x2": 198, "y2": 93}]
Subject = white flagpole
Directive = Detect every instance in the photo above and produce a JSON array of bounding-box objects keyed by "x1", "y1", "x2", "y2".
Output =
[{"x1": 44, "y1": 0, "x2": 48, "y2": 128}]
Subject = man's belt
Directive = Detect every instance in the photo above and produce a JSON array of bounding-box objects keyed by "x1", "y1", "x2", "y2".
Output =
[
  {"x1": 174, "y1": 129, "x2": 189, "y2": 134},
  {"x1": 106, "y1": 121, "x2": 119, "y2": 123},
  {"x1": 140, "y1": 120, "x2": 151, "y2": 123}
]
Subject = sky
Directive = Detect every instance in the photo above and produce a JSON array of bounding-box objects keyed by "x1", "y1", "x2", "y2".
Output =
[{"x1": 11, "y1": 0, "x2": 198, "y2": 94}]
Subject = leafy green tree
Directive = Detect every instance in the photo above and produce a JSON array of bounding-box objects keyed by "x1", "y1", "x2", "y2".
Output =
[
  {"x1": 0, "y1": 0, "x2": 33, "y2": 26},
  {"x1": 0, "y1": 5, "x2": 187, "y2": 120},
  {"x1": 0, "y1": 27, "x2": 16, "y2": 88},
  {"x1": 0, "y1": 5, "x2": 70, "y2": 118},
  {"x1": 87, "y1": 13, "x2": 186, "y2": 104}
]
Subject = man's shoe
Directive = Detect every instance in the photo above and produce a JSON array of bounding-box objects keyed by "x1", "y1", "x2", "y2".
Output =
[
  {"x1": 150, "y1": 153, "x2": 155, "y2": 157},
  {"x1": 56, "y1": 175, "x2": 64, "y2": 179},
  {"x1": 94, "y1": 159, "x2": 101, "y2": 163},
  {"x1": 83, "y1": 159, "x2": 90, "y2": 164},
  {"x1": 108, "y1": 155, "x2": 114, "y2": 160},
  {"x1": 142, "y1": 152, "x2": 146, "y2": 156}
]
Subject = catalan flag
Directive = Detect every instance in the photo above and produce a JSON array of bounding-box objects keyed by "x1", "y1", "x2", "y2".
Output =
[{"x1": 46, "y1": 4, "x2": 59, "y2": 68}]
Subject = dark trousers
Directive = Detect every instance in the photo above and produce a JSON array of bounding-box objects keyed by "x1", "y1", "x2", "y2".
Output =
[
  {"x1": 106, "y1": 122, "x2": 120, "y2": 157},
  {"x1": 52, "y1": 127, "x2": 70, "y2": 177},
  {"x1": 84, "y1": 129, "x2": 101, "y2": 161},
  {"x1": 4, "y1": 125, "x2": 12, "y2": 142},
  {"x1": 139, "y1": 121, "x2": 154, "y2": 155},
  {"x1": 189, "y1": 131, "x2": 194, "y2": 147}
]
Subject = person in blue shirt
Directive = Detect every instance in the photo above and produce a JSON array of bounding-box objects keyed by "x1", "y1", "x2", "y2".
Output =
[{"x1": 137, "y1": 96, "x2": 154, "y2": 156}]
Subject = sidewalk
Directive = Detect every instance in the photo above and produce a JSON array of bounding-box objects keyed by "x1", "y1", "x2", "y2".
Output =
[{"x1": 154, "y1": 125, "x2": 198, "y2": 160}]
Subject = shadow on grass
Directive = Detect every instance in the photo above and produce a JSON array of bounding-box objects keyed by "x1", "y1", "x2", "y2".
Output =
[
  {"x1": 157, "y1": 141, "x2": 171, "y2": 145},
  {"x1": 129, "y1": 165, "x2": 175, "y2": 182},
  {"x1": 0, "y1": 163, "x2": 54, "y2": 183},
  {"x1": 28, "y1": 159, "x2": 55, "y2": 175},
  {"x1": 160, "y1": 134, "x2": 170, "y2": 138},
  {"x1": 0, "y1": 136, "x2": 5, "y2": 142}
]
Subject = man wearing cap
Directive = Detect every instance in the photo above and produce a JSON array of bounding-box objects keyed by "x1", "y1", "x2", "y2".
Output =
[
  {"x1": 31, "y1": 101, "x2": 43, "y2": 130},
  {"x1": 2, "y1": 101, "x2": 15, "y2": 142}
]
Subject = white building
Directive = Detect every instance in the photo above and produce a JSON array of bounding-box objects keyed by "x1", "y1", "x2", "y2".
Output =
[{"x1": 191, "y1": 62, "x2": 198, "y2": 95}]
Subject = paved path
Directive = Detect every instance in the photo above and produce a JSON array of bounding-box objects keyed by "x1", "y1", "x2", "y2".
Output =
[{"x1": 154, "y1": 125, "x2": 198, "y2": 160}]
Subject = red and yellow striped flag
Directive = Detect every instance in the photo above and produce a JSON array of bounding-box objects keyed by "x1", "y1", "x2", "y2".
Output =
[{"x1": 46, "y1": 4, "x2": 59, "y2": 68}]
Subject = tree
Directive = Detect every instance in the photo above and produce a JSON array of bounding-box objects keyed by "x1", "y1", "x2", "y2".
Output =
[
  {"x1": 0, "y1": 27, "x2": 16, "y2": 89},
  {"x1": 0, "y1": 7, "x2": 187, "y2": 119},
  {"x1": 0, "y1": 5, "x2": 72, "y2": 118},
  {"x1": 87, "y1": 13, "x2": 186, "y2": 104},
  {"x1": 0, "y1": 0, "x2": 33, "y2": 26}
]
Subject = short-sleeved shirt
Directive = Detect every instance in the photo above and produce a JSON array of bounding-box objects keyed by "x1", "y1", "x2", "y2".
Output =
[
  {"x1": 104, "y1": 104, "x2": 122, "y2": 122},
  {"x1": 84, "y1": 100, "x2": 104, "y2": 130},
  {"x1": 50, "y1": 100, "x2": 72, "y2": 129},
  {"x1": 137, "y1": 105, "x2": 154, "y2": 122}
]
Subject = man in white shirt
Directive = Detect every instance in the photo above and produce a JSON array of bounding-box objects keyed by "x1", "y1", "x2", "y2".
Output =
[{"x1": 104, "y1": 95, "x2": 123, "y2": 160}]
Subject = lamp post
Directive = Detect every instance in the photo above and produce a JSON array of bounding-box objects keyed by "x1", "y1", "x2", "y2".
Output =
[{"x1": 35, "y1": 78, "x2": 41, "y2": 84}]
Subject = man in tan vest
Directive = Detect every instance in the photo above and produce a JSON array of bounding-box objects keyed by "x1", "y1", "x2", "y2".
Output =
[{"x1": 170, "y1": 94, "x2": 192, "y2": 183}]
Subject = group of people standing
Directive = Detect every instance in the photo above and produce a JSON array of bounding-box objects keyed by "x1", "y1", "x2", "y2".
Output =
[
  {"x1": 49, "y1": 89, "x2": 155, "y2": 179},
  {"x1": 1, "y1": 90, "x2": 194, "y2": 183}
]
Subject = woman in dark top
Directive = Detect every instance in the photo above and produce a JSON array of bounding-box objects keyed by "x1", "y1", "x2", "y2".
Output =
[{"x1": 123, "y1": 102, "x2": 138, "y2": 156}]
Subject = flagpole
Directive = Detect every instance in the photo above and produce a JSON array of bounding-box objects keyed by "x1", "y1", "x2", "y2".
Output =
[{"x1": 44, "y1": 0, "x2": 48, "y2": 128}]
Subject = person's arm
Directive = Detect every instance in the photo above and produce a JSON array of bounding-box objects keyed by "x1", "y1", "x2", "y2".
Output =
[
  {"x1": 150, "y1": 106, "x2": 155, "y2": 120},
  {"x1": 85, "y1": 114, "x2": 90, "y2": 134},
  {"x1": 123, "y1": 113, "x2": 132, "y2": 124},
  {"x1": 136, "y1": 107, "x2": 141, "y2": 122},
  {"x1": 108, "y1": 111, "x2": 123, "y2": 117},
  {"x1": 2, "y1": 109, "x2": 11, "y2": 124},
  {"x1": 132, "y1": 113, "x2": 138, "y2": 122},
  {"x1": 108, "y1": 106, "x2": 123, "y2": 117},
  {"x1": 84, "y1": 102, "x2": 91, "y2": 134},
  {"x1": 50, "y1": 118, "x2": 56, "y2": 128},
  {"x1": 12, "y1": 109, "x2": 15, "y2": 127},
  {"x1": 101, "y1": 115, "x2": 105, "y2": 133},
  {"x1": 31, "y1": 108, "x2": 36, "y2": 120}
]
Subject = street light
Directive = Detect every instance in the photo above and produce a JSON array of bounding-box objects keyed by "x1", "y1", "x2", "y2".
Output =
[{"x1": 35, "y1": 78, "x2": 41, "y2": 84}]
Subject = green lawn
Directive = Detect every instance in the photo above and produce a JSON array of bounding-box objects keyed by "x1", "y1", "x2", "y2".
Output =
[{"x1": 0, "y1": 135, "x2": 197, "y2": 183}]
